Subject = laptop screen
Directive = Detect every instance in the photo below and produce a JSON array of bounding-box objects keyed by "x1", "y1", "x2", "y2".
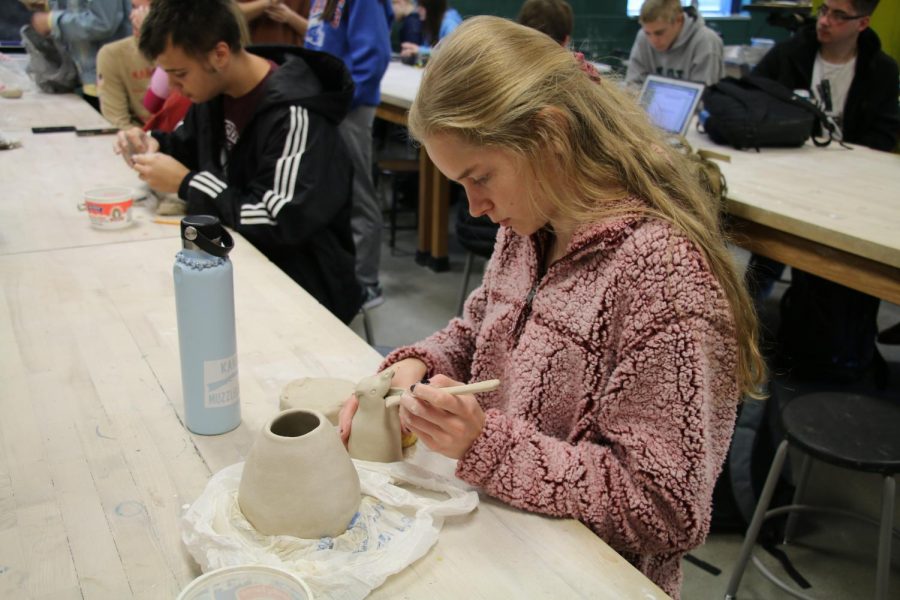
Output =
[{"x1": 638, "y1": 75, "x2": 706, "y2": 137}]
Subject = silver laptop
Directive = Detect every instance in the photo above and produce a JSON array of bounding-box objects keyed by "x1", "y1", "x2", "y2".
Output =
[{"x1": 638, "y1": 75, "x2": 706, "y2": 138}]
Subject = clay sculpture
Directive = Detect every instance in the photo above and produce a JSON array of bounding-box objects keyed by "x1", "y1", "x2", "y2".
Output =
[
  {"x1": 347, "y1": 369, "x2": 404, "y2": 462},
  {"x1": 279, "y1": 377, "x2": 355, "y2": 426},
  {"x1": 238, "y1": 408, "x2": 361, "y2": 538}
]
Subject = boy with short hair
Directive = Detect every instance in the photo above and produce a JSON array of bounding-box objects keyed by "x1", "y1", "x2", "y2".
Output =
[
  {"x1": 625, "y1": 0, "x2": 724, "y2": 86},
  {"x1": 517, "y1": 0, "x2": 573, "y2": 47},
  {"x1": 115, "y1": 0, "x2": 363, "y2": 323}
]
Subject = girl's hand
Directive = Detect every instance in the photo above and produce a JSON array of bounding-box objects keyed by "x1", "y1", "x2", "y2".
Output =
[
  {"x1": 399, "y1": 374, "x2": 486, "y2": 459},
  {"x1": 337, "y1": 357, "x2": 427, "y2": 446}
]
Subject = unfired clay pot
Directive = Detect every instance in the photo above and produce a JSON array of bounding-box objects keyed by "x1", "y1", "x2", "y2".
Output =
[
  {"x1": 238, "y1": 409, "x2": 361, "y2": 538},
  {"x1": 348, "y1": 370, "x2": 403, "y2": 463},
  {"x1": 278, "y1": 377, "x2": 355, "y2": 426}
]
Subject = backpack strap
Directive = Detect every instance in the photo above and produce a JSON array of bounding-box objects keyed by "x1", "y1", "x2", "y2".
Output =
[{"x1": 743, "y1": 75, "x2": 836, "y2": 147}]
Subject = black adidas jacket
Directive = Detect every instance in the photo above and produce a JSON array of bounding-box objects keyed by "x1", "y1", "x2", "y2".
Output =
[{"x1": 153, "y1": 46, "x2": 362, "y2": 323}]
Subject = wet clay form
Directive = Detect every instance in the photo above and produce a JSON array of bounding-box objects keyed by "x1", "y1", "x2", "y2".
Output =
[
  {"x1": 279, "y1": 377, "x2": 355, "y2": 426},
  {"x1": 238, "y1": 409, "x2": 361, "y2": 538},
  {"x1": 348, "y1": 369, "x2": 403, "y2": 463}
]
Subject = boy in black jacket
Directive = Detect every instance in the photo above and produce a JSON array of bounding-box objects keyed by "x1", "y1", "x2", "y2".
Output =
[
  {"x1": 752, "y1": 0, "x2": 898, "y2": 151},
  {"x1": 746, "y1": 0, "x2": 898, "y2": 381},
  {"x1": 116, "y1": 0, "x2": 362, "y2": 323}
]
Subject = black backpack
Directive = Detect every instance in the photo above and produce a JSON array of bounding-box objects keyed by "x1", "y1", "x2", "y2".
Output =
[{"x1": 702, "y1": 76, "x2": 835, "y2": 150}]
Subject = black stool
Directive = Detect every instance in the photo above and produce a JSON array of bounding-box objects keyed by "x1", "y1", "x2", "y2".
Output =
[{"x1": 726, "y1": 392, "x2": 900, "y2": 599}]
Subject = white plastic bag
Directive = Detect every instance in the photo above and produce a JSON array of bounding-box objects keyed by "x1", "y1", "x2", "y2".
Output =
[{"x1": 181, "y1": 459, "x2": 479, "y2": 600}]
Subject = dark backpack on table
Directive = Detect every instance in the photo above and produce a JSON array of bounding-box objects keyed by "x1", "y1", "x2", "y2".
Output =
[{"x1": 702, "y1": 76, "x2": 835, "y2": 150}]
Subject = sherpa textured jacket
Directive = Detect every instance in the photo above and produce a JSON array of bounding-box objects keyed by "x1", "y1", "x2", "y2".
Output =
[{"x1": 384, "y1": 215, "x2": 740, "y2": 597}]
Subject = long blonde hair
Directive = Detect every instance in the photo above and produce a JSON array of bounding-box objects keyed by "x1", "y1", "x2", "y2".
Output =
[{"x1": 408, "y1": 16, "x2": 765, "y2": 398}]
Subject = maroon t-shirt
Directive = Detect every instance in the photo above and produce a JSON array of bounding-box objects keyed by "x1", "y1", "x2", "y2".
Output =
[{"x1": 223, "y1": 60, "x2": 278, "y2": 152}]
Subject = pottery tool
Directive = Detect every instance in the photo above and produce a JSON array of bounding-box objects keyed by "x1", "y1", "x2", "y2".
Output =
[
  {"x1": 153, "y1": 217, "x2": 182, "y2": 225},
  {"x1": 385, "y1": 379, "x2": 501, "y2": 398}
]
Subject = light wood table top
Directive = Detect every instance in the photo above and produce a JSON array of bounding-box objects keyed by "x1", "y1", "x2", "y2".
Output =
[
  {"x1": 687, "y1": 129, "x2": 900, "y2": 303},
  {"x1": 0, "y1": 235, "x2": 669, "y2": 599},
  {"x1": 379, "y1": 61, "x2": 420, "y2": 111},
  {"x1": 1, "y1": 86, "x2": 670, "y2": 598},
  {"x1": 0, "y1": 89, "x2": 111, "y2": 131},
  {"x1": 0, "y1": 95, "x2": 180, "y2": 256},
  {"x1": 378, "y1": 61, "x2": 900, "y2": 298}
]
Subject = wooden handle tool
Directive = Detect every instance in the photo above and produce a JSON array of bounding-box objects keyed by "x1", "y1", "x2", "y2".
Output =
[{"x1": 385, "y1": 379, "x2": 501, "y2": 398}]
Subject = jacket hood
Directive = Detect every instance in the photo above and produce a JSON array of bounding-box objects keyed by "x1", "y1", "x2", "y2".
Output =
[
  {"x1": 248, "y1": 44, "x2": 354, "y2": 124},
  {"x1": 671, "y1": 10, "x2": 706, "y2": 51}
]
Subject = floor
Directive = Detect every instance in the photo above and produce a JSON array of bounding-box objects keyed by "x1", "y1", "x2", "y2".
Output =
[{"x1": 345, "y1": 194, "x2": 900, "y2": 599}]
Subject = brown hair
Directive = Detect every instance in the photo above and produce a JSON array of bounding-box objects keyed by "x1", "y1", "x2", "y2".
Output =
[
  {"x1": 517, "y1": 0, "x2": 573, "y2": 45},
  {"x1": 849, "y1": 0, "x2": 880, "y2": 16},
  {"x1": 408, "y1": 17, "x2": 765, "y2": 398},
  {"x1": 639, "y1": 0, "x2": 683, "y2": 24}
]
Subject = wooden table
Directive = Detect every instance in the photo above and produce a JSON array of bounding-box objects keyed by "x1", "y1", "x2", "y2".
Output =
[
  {"x1": 377, "y1": 62, "x2": 452, "y2": 272},
  {"x1": 686, "y1": 129, "x2": 900, "y2": 304},
  {"x1": 1, "y1": 91, "x2": 180, "y2": 256},
  {"x1": 0, "y1": 88, "x2": 670, "y2": 599},
  {"x1": 377, "y1": 63, "x2": 900, "y2": 301}
]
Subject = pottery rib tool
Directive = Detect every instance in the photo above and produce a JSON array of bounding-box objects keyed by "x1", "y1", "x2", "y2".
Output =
[{"x1": 385, "y1": 379, "x2": 501, "y2": 398}]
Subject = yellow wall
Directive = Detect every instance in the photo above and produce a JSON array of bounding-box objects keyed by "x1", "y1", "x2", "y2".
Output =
[{"x1": 869, "y1": 1, "x2": 900, "y2": 65}]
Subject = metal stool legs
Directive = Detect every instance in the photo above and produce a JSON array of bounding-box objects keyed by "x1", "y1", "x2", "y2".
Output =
[
  {"x1": 725, "y1": 439, "x2": 790, "y2": 599},
  {"x1": 726, "y1": 440, "x2": 897, "y2": 600},
  {"x1": 783, "y1": 454, "x2": 813, "y2": 543},
  {"x1": 876, "y1": 475, "x2": 895, "y2": 600}
]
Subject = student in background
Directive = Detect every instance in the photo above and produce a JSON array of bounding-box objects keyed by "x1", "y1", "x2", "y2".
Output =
[
  {"x1": 28, "y1": 0, "x2": 130, "y2": 110},
  {"x1": 745, "y1": 0, "x2": 898, "y2": 301},
  {"x1": 391, "y1": 0, "x2": 422, "y2": 52},
  {"x1": 116, "y1": 0, "x2": 362, "y2": 323},
  {"x1": 625, "y1": 0, "x2": 723, "y2": 86},
  {"x1": 306, "y1": 0, "x2": 393, "y2": 309},
  {"x1": 238, "y1": 0, "x2": 309, "y2": 45},
  {"x1": 399, "y1": 0, "x2": 461, "y2": 58},
  {"x1": 743, "y1": 0, "x2": 898, "y2": 381},
  {"x1": 517, "y1": 0, "x2": 572, "y2": 47},
  {"x1": 97, "y1": 0, "x2": 154, "y2": 129},
  {"x1": 340, "y1": 18, "x2": 764, "y2": 598}
]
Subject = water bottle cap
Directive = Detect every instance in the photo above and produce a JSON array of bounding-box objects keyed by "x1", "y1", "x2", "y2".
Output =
[{"x1": 180, "y1": 215, "x2": 234, "y2": 257}]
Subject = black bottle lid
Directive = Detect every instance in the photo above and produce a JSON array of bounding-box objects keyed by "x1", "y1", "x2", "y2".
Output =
[{"x1": 180, "y1": 215, "x2": 234, "y2": 257}]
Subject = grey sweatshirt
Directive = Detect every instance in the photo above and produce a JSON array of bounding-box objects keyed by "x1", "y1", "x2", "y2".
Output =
[{"x1": 625, "y1": 12, "x2": 724, "y2": 86}]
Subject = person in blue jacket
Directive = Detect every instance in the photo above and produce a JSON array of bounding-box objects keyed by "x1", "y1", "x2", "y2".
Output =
[
  {"x1": 28, "y1": 0, "x2": 130, "y2": 110},
  {"x1": 399, "y1": 0, "x2": 461, "y2": 58},
  {"x1": 306, "y1": 0, "x2": 393, "y2": 310}
]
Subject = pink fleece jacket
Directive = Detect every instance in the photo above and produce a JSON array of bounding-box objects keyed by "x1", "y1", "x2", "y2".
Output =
[{"x1": 383, "y1": 215, "x2": 740, "y2": 597}]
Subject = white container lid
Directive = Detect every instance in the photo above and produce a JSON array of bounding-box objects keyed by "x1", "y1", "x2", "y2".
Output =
[{"x1": 177, "y1": 565, "x2": 314, "y2": 600}]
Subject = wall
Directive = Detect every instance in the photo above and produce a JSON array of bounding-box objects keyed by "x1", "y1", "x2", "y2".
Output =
[{"x1": 870, "y1": 0, "x2": 899, "y2": 64}]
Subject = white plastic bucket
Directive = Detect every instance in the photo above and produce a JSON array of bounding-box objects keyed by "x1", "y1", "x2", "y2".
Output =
[
  {"x1": 176, "y1": 565, "x2": 314, "y2": 600},
  {"x1": 80, "y1": 186, "x2": 135, "y2": 229}
]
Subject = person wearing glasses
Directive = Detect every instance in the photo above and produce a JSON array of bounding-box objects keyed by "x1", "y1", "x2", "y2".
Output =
[
  {"x1": 745, "y1": 0, "x2": 898, "y2": 383},
  {"x1": 753, "y1": 0, "x2": 898, "y2": 151}
]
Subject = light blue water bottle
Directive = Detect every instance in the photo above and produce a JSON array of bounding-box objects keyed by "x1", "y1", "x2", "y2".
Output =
[{"x1": 173, "y1": 215, "x2": 241, "y2": 435}]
